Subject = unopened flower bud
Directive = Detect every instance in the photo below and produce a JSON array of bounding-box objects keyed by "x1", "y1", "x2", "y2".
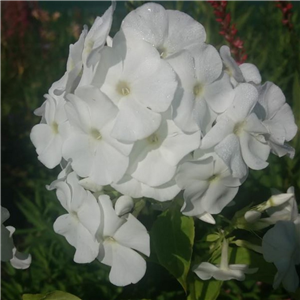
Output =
[{"x1": 115, "y1": 195, "x2": 134, "y2": 216}]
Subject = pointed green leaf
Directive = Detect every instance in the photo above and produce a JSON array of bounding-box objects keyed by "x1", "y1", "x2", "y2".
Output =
[
  {"x1": 151, "y1": 205, "x2": 195, "y2": 292},
  {"x1": 22, "y1": 291, "x2": 81, "y2": 300}
]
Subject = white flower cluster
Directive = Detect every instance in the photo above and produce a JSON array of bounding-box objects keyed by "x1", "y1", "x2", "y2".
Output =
[
  {"x1": 1, "y1": 206, "x2": 32, "y2": 269},
  {"x1": 30, "y1": 2, "x2": 298, "y2": 286}
]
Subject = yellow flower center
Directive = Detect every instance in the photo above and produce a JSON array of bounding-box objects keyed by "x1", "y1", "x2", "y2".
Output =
[
  {"x1": 116, "y1": 81, "x2": 131, "y2": 96},
  {"x1": 90, "y1": 128, "x2": 102, "y2": 140}
]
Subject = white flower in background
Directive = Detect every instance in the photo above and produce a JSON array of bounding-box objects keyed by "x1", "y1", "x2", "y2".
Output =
[
  {"x1": 176, "y1": 154, "x2": 242, "y2": 219},
  {"x1": 1, "y1": 207, "x2": 14, "y2": 262},
  {"x1": 63, "y1": 86, "x2": 133, "y2": 185},
  {"x1": 112, "y1": 173, "x2": 181, "y2": 202},
  {"x1": 1, "y1": 207, "x2": 31, "y2": 269},
  {"x1": 254, "y1": 81, "x2": 298, "y2": 158},
  {"x1": 128, "y1": 115, "x2": 200, "y2": 187},
  {"x1": 220, "y1": 45, "x2": 261, "y2": 87},
  {"x1": 262, "y1": 221, "x2": 300, "y2": 292},
  {"x1": 6, "y1": 226, "x2": 32, "y2": 269},
  {"x1": 121, "y1": 2, "x2": 206, "y2": 60},
  {"x1": 97, "y1": 195, "x2": 150, "y2": 286},
  {"x1": 245, "y1": 187, "x2": 299, "y2": 227},
  {"x1": 194, "y1": 239, "x2": 257, "y2": 281},
  {"x1": 92, "y1": 36, "x2": 177, "y2": 142},
  {"x1": 201, "y1": 83, "x2": 270, "y2": 178},
  {"x1": 30, "y1": 94, "x2": 70, "y2": 169},
  {"x1": 169, "y1": 45, "x2": 234, "y2": 135},
  {"x1": 51, "y1": 172, "x2": 101, "y2": 263}
]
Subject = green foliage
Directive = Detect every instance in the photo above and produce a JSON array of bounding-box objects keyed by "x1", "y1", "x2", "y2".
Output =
[
  {"x1": 151, "y1": 202, "x2": 195, "y2": 292},
  {"x1": 22, "y1": 291, "x2": 81, "y2": 300},
  {"x1": 187, "y1": 275, "x2": 222, "y2": 300}
]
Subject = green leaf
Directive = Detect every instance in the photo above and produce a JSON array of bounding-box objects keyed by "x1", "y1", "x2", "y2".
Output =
[
  {"x1": 151, "y1": 205, "x2": 195, "y2": 292},
  {"x1": 229, "y1": 246, "x2": 276, "y2": 284},
  {"x1": 22, "y1": 291, "x2": 81, "y2": 300},
  {"x1": 187, "y1": 274, "x2": 222, "y2": 300}
]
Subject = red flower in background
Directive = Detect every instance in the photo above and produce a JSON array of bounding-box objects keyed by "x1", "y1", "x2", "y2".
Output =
[
  {"x1": 1, "y1": 1, "x2": 37, "y2": 42},
  {"x1": 208, "y1": 1, "x2": 247, "y2": 65},
  {"x1": 275, "y1": 1, "x2": 293, "y2": 31}
]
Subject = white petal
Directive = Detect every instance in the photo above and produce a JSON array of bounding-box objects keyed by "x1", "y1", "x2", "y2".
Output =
[
  {"x1": 112, "y1": 175, "x2": 143, "y2": 199},
  {"x1": 109, "y1": 243, "x2": 146, "y2": 286},
  {"x1": 10, "y1": 249, "x2": 32, "y2": 269},
  {"x1": 193, "y1": 262, "x2": 218, "y2": 280},
  {"x1": 115, "y1": 196, "x2": 134, "y2": 216},
  {"x1": 114, "y1": 214, "x2": 150, "y2": 256},
  {"x1": 197, "y1": 212, "x2": 216, "y2": 224},
  {"x1": 201, "y1": 116, "x2": 235, "y2": 149},
  {"x1": 98, "y1": 195, "x2": 125, "y2": 238},
  {"x1": 239, "y1": 131, "x2": 270, "y2": 170},
  {"x1": 166, "y1": 9, "x2": 206, "y2": 54},
  {"x1": 160, "y1": 120, "x2": 200, "y2": 166},
  {"x1": 1, "y1": 225, "x2": 14, "y2": 261},
  {"x1": 141, "y1": 179, "x2": 181, "y2": 202},
  {"x1": 191, "y1": 44, "x2": 222, "y2": 85},
  {"x1": 219, "y1": 45, "x2": 244, "y2": 82},
  {"x1": 204, "y1": 73, "x2": 235, "y2": 114},
  {"x1": 239, "y1": 63, "x2": 261, "y2": 84},
  {"x1": 121, "y1": 3, "x2": 168, "y2": 49},
  {"x1": 112, "y1": 99, "x2": 161, "y2": 142},
  {"x1": 1, "y1": 206, "x2": 10, "y2": 223},
  {"x1": 215, "y1": 134, "x2": 248, "y2": 179},
  {"x1": 226, "y1": 83, "x2": 258, "y2": 123}
]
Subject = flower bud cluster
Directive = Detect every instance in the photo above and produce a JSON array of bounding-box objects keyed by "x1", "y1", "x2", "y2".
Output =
[{"x1": 30, "y1": 2, "x2": 298, "y2": 286}]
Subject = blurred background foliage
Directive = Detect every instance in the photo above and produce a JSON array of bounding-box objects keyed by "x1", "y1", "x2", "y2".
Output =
[{"x1": 1, "y1": 1, "x2": 300, "y2": 299}]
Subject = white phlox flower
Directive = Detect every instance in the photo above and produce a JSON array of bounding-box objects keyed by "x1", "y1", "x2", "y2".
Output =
[
  {"x1": 97, "y1": 195, "x2": 150, "y2": 286},
  {"x1": 176, "y1": 153, "x2": 242, "y2": 219},
  {"x1": 82, "y1": 1, "x2": 116, "y2": 67},
  {"x1": 201, "y1": 83, "x2": 270, "y2": 178},
  {"x1": 220, "y1": 45, "x2": 261, "y2": 87},
  {"x1": 51, "y1": 172, "x2": 101, "y2": 263},
  {"x1": 50, "y1": 3, "x2": 115, "y2": 95},
  {"x1": 127, "y1": 115, "x2": 200, "y2": 187},
  {"x1": 194, "y1": 239, "x2": 257, "y2": 281},
  {"x1": 262, "y1": 220, "x2": 300, "y2": 292},
  {"x1": 30, "y1": 94, "x2": 70, "y2": 169},
  {"x1": 170, "y1": 45, "x2": 234, "y2": 135},
  {"x1": 92, "y1": 35, "x2": 177, "y2": 142},
  {"x1": 62, "y1": 86, "x2": 133, "y2": 185},
  {"x1": 121, "y1": 2, "x2": 206, "y2": 60},
  {"x1": 1, "y1": 207, "x2": 31, "y2": 269},
  {"x1": 50, "y1": 27, "x2": 88, "y2": 96},
  {"x1": 254, "y1": 81, "x2": 298, "y2": 158}
]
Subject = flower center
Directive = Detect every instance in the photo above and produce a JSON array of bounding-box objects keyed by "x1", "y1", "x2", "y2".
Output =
[
  {"x1": 157, "y1": 46, "x2": 167, "y2": 59},
  {"x1": 116, "y1": 81, "x2": 131, "y2": 96},
  {"x1": 147, "y1": 133, "x2": 159, "y2": 144},
  {"x1": 193, "y1": 82, "x2": 204, "y2": 97},
  {"x1": 52, "y1": 121, "x2": 59, "y2": 134},
  {"x1": 104, "y1": 236, "x2": 116, "y2": 243},
  {"x1": 233, "y1": 121, "x2": 245, "y2": 136},
  {"x1": 90, "y1": 128, "x2": 102, "y2": 140},
  {"x1": 208, "y1": 174, "x2": 219, "y2": 183}
]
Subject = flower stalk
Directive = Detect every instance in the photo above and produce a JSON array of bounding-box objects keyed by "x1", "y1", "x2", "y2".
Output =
[{"x1": 208, "y1": 0, "x2": 247, "y2": 64}]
